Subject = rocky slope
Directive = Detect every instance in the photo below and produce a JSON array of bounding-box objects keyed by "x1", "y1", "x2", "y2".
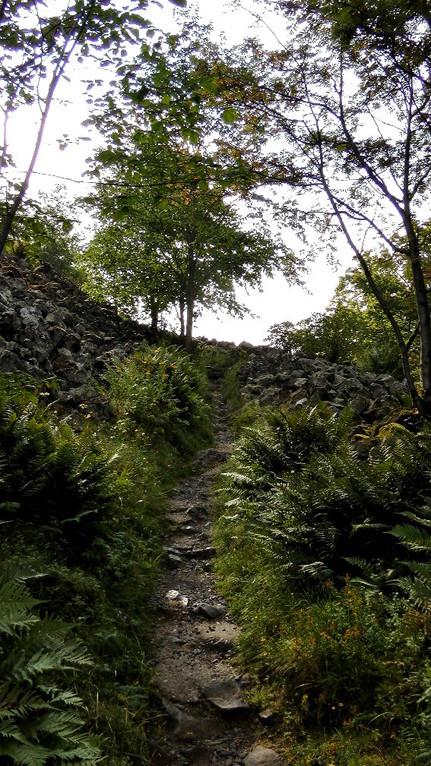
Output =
[
  {"x1": 235, "y1": 345, "x2": 409, "y2": 422},
  {"x1": 0, "y1": 254, "x2": 152, "y2": 409},
  {"x1": 0, "y1": 254, "x2": 410, "y2": 423}
]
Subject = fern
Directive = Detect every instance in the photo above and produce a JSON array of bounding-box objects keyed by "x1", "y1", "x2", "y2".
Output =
[
  {"x1": 0, "y1": 576, "x2": 104, "y2": 764},
  {"x1": 218, "y1": 404, "x2": 431, "y2": 591},
  {"x1": 0, "y1": 394, "x2": 115, "y2": 553}
]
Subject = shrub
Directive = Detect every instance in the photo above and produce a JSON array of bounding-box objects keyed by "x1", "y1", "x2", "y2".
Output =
[
  {"x1": 216, "y1": 404, "x2": 431, "y2": 592},
  {"x1": 214, "y1": 402, "x2": 431, "y2": 764},
  {"x1": 0, "y1": 395, "x2": 114, "y2": 553},
  {"x1": 105, "y1": 343, "x2": 212, "y2": 452}
]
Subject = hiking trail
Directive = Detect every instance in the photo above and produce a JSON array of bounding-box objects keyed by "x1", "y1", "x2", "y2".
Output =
[{"x1": 148, "y1": 386, "x2": 283, "y2": 766}]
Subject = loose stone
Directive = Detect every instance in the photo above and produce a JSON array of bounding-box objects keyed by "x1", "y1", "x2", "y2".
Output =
[
  {"x1": 243, "y1": 746, "x2": 283, "y2": 766},
  {"x1": 202, "y1": 679, "x2": 251, "y2": 714},
  {"x1": 196, "y1": 602, "x2": 227, "y2": 620}
]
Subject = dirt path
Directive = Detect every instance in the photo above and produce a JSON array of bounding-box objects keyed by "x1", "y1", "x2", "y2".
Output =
[{"x1": 148, "y1": 389, "x2": 283, "y2": 766}]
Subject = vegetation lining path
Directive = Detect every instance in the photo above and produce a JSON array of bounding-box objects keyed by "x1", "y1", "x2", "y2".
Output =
[{"x1": 149, "y1": 388, "x2": 283, "y2": 766}]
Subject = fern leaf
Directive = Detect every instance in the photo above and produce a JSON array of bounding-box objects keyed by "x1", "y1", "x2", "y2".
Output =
[
  {"x1": 0, "y1": 580, "x2": 42, "y2": 635},
  {"x1": 390, "y1": 524, "x2": 431, "y2": 550}
]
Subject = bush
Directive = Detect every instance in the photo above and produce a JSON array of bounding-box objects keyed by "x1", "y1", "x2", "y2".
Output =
[
  {"x1": 214, "y1": 403, "x2": 431, "y2": 763},
  {"x1": 106, "y1": 343, "x2": 212, "y2": 452},
  {"x1": 216, "y1": 404, "x2": 431, "y2": 592},
  {"x1": 0, "y1": 356, "x2": 213, "y2": 765},
  {"x1": 0, "y1": 394, "x2": 113, "y2": 553}
]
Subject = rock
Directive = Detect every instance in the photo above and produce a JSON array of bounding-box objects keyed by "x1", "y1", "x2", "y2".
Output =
[
  {"x1": 202, "y1": 679, "x2": 250, "y2": 714},
  {"x1": 165, "y1": 590, "x2": 189, "y2": 608},
  {"x1": 236, "y1": 346, "x2": 409, "y2": 424},
  {"x1": 166, "y1": 553, "x2": 183, "y2": 569},
  {"x1": 162, "y1": 699, "x2": 221, "y2": 742},
  {"x1": 294, "y1": 397, "x2": 308, "y2": 408},
  {"x1": 243, "y1": 745, "x2": 283, "y2": 766},
  {"x1": 0, "y1": 253, "x2": 152, "y2": 411},
  {"x1": 185, "y1": 546, "x2": 216, "y2": 560},
  {"x1": 196, "y1": 603, "x2": 226, "y2": 620},
  {"x1": 258, "y1": 708, "x2": 278, "y2": 724}
]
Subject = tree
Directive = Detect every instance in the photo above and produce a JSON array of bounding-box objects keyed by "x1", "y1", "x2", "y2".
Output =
[
  {"x1": 268, "y1": 231, "x2": 431, "y2": 377},
  {"x1": 80, "y1": 31, "x2": 300, "y2": 343},
  {"x1": 266, "y1": 305, "x2": 366, "y2": 365},
  {"x1": 197, "y1": 1, "x2": 431, "y2": 414},
  {"x1": 0, "y1": 0, "x2": 184, "y2": 257},
  {"x1": 82, "y1": 221, "x2": 178, "y2": 328},
  {"x1": 1, "y1": 188, "x2": 84, "y2": 278},
  {"x1": 81, "y1": 136, "x2": 296, "y2": 343}
]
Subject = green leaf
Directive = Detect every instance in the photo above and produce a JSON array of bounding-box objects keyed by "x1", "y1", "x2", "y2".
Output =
[{"x1": 221, "y1": 108, "x2": 238, "y2": 125}]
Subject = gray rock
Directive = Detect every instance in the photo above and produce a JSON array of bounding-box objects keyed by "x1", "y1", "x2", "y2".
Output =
[
  {"x1": 166, "y1": 553, "x2": 183, "y2": 569},
  {"x1": 196, "y1": 603, "x2": 226, "y2": 620},
  {"x1": 243, "y1": 745, "x2": 283, "y2": 766},
  {"x1": 162, "y1": 699, "x2": 221, "y2": 741},
  {"x1": 165, "y1": 590, "x2": 189, "y2": 608},
  {"x1": 202, "y1": 679, "x2": 250, "y2": 714},
  {"x1": 186, "y1": 546, "x2": 216, "y2": 560},
  {"x1": 258, "y1": 707, "x2": 278, "y2": 724}
]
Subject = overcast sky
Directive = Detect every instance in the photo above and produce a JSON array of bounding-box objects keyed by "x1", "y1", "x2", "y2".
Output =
[{"x1": 10, "y1": 0, "x2": 351, "y2": 344}]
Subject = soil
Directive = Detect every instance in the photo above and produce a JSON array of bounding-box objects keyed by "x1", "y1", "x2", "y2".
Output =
[{"x1": 148, "y1": 388, "x2": 283, "y2": 766}]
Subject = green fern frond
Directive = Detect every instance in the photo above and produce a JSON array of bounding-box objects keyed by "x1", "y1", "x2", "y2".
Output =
[
  {"x1": 0, "y1": 580, "x2": 42, "y2": 635},
  {"x1": 397, "y1": 575, "x2": 431, "y2": 612},
  {"x1": 390, "y1": 524, "x2": 431, "y2": 551},
  {"x1": 0, "y1": 577, "x2": 103, "y2": 764}
]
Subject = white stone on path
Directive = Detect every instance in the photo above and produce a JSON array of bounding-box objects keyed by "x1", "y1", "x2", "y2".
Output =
[{"x1": 244, "y1": 745, "x2": 283, "y2": 766}]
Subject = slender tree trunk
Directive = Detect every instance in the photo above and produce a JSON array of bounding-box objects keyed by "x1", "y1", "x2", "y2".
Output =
[
  {"x1": 179, "y1": 296, "x2": 185, "y2": 337},
  {"x1": 318, "y1": 164, "x2": 425, "y2": 414},
  {"x1": 407, "y1": 235, "x2": 431, "y2": 414},
  {"x1": 185, "y1": 248, "x2": 196, "y2": 349},
  {"x1": 150, "y1": 300, "x2": 158, "y2": 333},
  {"x1": 185, "y1": 296, "x2": 194, "y2": 349},
  {"x1": 0, "y1": 11, "x2": 90, "y2": 256}
]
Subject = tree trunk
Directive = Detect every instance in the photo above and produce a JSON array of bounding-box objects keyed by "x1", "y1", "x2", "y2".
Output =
[
  {"x1": 185, "y1": 296, "x2": 194, "y2": 349},
  {"x1": 0, "y1": 13, "x2": 91, "y2": 255},
  {"x1": 406, "y1": 231, "x2": 431, "y2": 416},
  {"x1": 150, "y1": 300, "x2": 159, "y2": 333},
  {"x1": 185, "y1": 249, "x2": 196, "y2": 350},
  {"x1": 179, "y1": 296, "x2": 185, "y2": 337}
]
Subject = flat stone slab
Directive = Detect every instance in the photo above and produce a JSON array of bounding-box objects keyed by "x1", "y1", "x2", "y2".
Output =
[
  {"x1": 244, "y1": 746, "x2": 283, "y2": 766},
  {"x1": 195, "y1": 621, "x2": 240, "y2": 653},
  {"x1": 202, "y1": 679, "x2": 250, "y2": 714}
]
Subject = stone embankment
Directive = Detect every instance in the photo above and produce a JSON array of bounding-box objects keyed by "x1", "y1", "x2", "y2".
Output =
[
  {"x1": 234, "y1": 345, "x2": 409, "y2": 421},
  {"x1": 0, "y1": 254, "x2": 152, "y2": 409}
]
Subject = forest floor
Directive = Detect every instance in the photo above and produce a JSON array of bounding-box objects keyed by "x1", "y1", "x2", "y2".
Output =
[{"x1": 148, "y1": 387, "x2": 284, "y2": 766}]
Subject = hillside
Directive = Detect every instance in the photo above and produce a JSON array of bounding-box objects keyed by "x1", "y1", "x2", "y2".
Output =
[{"x1": 1, "y1": 256, "x2": 431, "y2": 766}]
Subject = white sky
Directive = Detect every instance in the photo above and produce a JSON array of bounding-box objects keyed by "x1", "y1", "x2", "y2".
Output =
[{"x1": 8, "y1": 0, "x2": 352, "y2": 344}]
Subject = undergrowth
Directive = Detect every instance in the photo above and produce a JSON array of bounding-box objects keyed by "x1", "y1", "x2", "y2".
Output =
[
  {"x1": 0, "y1": 343, "x2": 212, "y2": 765},
  {"x1": 214, "y1": 401, "x2": 431, "y2": 765}
]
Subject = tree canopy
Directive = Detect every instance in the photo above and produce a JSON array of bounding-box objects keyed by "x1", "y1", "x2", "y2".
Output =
[{"x1": 81, "y1": 130, "x2": 297, "y2": 343}]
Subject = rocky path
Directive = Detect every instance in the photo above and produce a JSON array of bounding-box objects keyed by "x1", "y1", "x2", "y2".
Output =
[{"x1": 148, "y1": 389, "x2": 283, "y2": 766}]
